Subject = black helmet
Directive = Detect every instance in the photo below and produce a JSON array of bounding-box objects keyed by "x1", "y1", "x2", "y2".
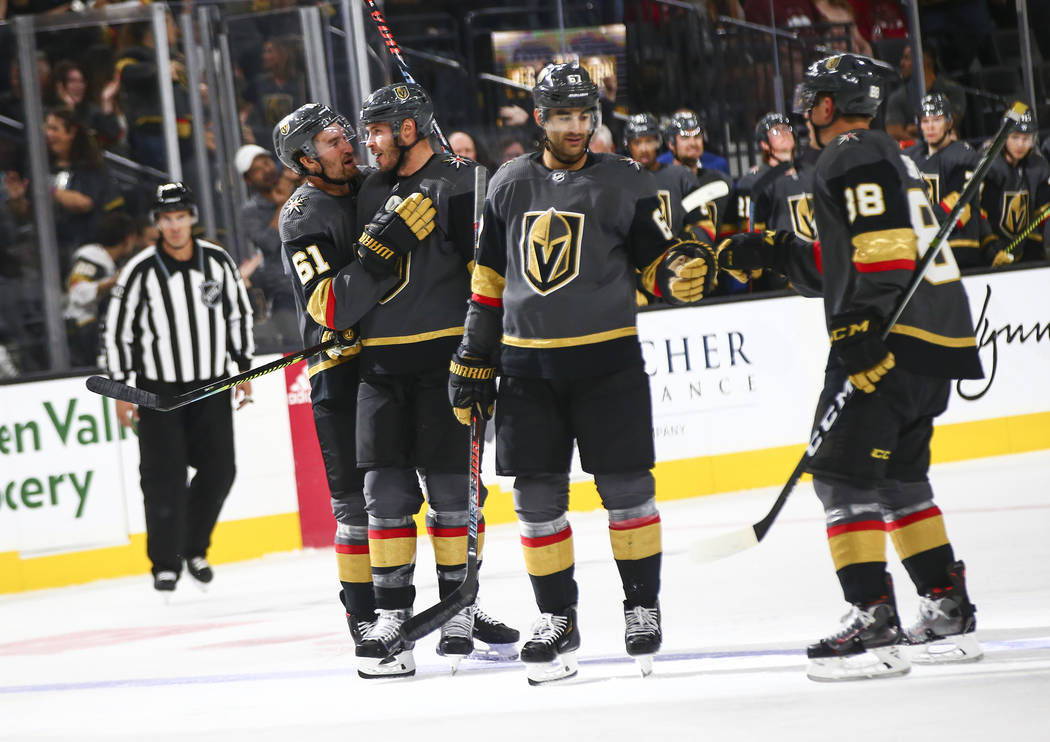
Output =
[
  {"x1": 754, "y1": 112, "x2": 793, "y2": 144},
  {"x1": 792, "y1": 53, "x2": 895, "y2": 117},
  {"x1": 623, "y1": 112, "x2": 662, "y2": 148},
  {"x1": 273, "y1": 103, "x2": 354, "y2": 176},
  {"x1": 665, "y1": 110, "x2": 705, "y2": 149},
  {"x1": 1013, "y1": 105, "x2": 1035, "y2": 134},
  {"x1": 533, "y1": 61, "x2": 600, "y2": 117},
  {"x1": 358, "y1": 83, "x2": 435, "y2": 144},
  {"x1": 918, "y1": 93, "x2": 953, "y2": 123},
  {"x1": 150, "y1": 181, "x2": 197, "y2": 224}
]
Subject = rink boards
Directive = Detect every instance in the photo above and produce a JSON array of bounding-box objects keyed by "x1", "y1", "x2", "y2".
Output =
[{"x1": 2, "y1": 266, "x2": 1047, "y2": 592}]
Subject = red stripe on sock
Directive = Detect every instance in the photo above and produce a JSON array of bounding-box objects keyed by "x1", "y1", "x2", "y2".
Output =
[
  {"x1": 426, "y1": 524, "x2": 486, "y2": 537},
  {"x1": 335, "y1": 543, "x2": 369, "y2": 555},
  {"x1": 367, "y1": 527, "x2": 417, "y2": 540},
  {"x1": 520, "y1": 526, "x2": 573, "y2": 548},
  {"x1": 826, "y1": 519, "x2": 886, "y2": 538},
  {"x1": 608, "y1": 513, "x2": 661, "y2": 531},
  {"x1": 886, "y1": 505, "x2": 943, "y2": 531}
]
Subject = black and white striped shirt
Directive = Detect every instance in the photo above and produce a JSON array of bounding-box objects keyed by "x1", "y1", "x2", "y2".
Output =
[{"x1": 103, "y1": 239, "x2": 254, "y2": 384}]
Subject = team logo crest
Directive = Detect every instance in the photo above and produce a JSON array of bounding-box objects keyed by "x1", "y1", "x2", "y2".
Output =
[
  {"x1": 836, "y1": 131, "x2": 860, "y2": 145},
  {"x1": 619, "y1": 156, "x2": 642, "y2": 171},
  {"x1": 551, "y1": 170, "x2": 566, "y2": 183},
  {"x1": 519, "y1": 208, "x2": 584, "y2": 295},
  {"x1": 788, "y1": 193, "x2": 816, "y2": 241},
  {"x1": 394, "y1": 85, "x2": 410, "y2": 101},
  {"x1": 280, "y1": 122, "x2": 290, "y2": 135},
  {"x1": 1001, "y1": 191, "x2": 1029, "y2": 236},
  {"x1": 199, "y1": 279, "x2": 222, "y2": 308},
  {"x1": 656, "y1": 190, "x2": 673, "y2": 232},
  {"x1": 920, "y1": 174, "x2": 940, "y2": 205},
  {"x1": 443, "y1": 154, "x2": 471, "y2": 169},
  {"x1": 825, "y1": 55, "x2": 841, "y2": 71},
  {"x1": 283, "y1": 194, "x2": 307, "y2": 215}
]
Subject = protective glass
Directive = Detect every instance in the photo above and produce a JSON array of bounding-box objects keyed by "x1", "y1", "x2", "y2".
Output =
[{"x1": 792, "y1": 82, "x2": 818, "y2": 115}]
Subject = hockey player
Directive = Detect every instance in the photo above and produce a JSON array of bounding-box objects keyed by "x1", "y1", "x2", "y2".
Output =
[
  {"x1": 274, "y1": 103, "x2": 388, "y2": 655},
  {"x1": 448, "y1": 62, "x2": 716, "y2": 685},
  {"x1": 905, "y1": 94, "x2": 990, "y2": 268},
  {"x1": 351, "y1": 83, "x2": 518, "y2": 678},
  {"x1": 665, "y1": 110, "x2": 733, "y2": 243},
  {"x1": 980, "y1": 107, "x2": 1050, "y2": 266},
  {"x1": 716, "y1": 53, "x2": 983, "y2": 681}
]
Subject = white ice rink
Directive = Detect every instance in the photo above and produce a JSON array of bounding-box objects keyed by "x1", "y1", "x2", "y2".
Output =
[{"x1": 2, "y1": 450, "x2": 1048, "y2": 742}]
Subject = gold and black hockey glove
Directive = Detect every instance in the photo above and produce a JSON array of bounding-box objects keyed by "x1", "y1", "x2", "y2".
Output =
[
  {"x1": 449, "y1": 346, "x2": 497, "y2": 426},
  {"x1": 653, "y1": 239, "x2": 716, "y2": 306},
  {"x1": 355, "y1": 192, "x2": 436, "y2": 276},
  {"x1": 829, "y1": 312, "x2": 896, "y2": 394},
  {"x1": 715, "y1": 229, "x2": 796, "y2": 283},
  {"x1": 321, "y1": 327, "x2": 360, "y2": 361}
]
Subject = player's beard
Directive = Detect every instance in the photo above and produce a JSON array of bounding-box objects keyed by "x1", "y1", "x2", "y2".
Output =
[
  {"x1": 676, "y1": 154, "x2": 698, "y2": 169},
  {"x1": 544, "y1": 133, "x2": 590, "y2": 167}
]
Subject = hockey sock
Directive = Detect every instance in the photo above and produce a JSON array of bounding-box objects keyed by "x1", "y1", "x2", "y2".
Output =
[
  {"x1": 885, "y1": 503, "x2": 954, "y2": 594},
  {"x1": 607, "y1": 501, "x2": 662, "y2": 608},
  {"x1": 335, "y1": 522, "x2": 375, "y2": 618},
  {"x1": 367, "y1": 515, "x2": 417, "y2": 610},
  {"x1": 821, "y1": 496, "x2": 889, "y2": 604},
  {"x1": 427, "y1": 509, "x2": 486, "y2": 600},
  {"x1": 519, "y1": 516, "x2": 578, "y2": 614}
]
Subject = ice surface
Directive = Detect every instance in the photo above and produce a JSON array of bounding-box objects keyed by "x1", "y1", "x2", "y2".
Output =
[{"x1": 2, "y1": 451, "x2": 1048, "y2": 741}]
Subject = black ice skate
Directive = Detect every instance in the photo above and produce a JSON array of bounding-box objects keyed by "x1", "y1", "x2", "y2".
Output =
[
  {"x1": 520, "y1": 606, "x2": 580, "y2": 686},
  {"x1": 471, "y1": 604, "x2": 520, "y2": 661},
  {"x1": 903, "y1": 560, "x2": 982, "y2": 664},
  {"x1": 623, "y1": 601, "x2": 661, "y2": 677},
  {"x1": 355, "y1": 608, "x2": 415, "y2": 679},
  {"x1": 186, "y1": 557, "x2": 213, "y2": 590},
  {"x1": 153, "y1": 570, "x2": 177, "y2": 594},
  {"x1": 346, "y1": 613, "x2": 375, "y2": 649},
  {"x1": 436, "y1": 604, "x2": 474, "y2": 673},
  {"x1": 806, "y1": 588, "x2": 909, "y2": 682}
]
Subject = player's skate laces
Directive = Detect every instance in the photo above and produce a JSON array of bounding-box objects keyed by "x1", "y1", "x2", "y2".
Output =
[
  {"x1": 903, "y1": 560, "x2": 981, "y2": 663},
  {"x1": 807, "y1": 596, "x2": 909, "y2": 682},
  {"x1": 623, "y1": 602, "x2": 661, "y2": 677},
  {"x1": 436, "y1": 604, "x2": 475, "y2": 672},
  {"x1": 521, "y1": 607, "x2": 580, "y2": 686},
  {"x1": 356, "y1": 608, "x2": 415, "y2": 679}
]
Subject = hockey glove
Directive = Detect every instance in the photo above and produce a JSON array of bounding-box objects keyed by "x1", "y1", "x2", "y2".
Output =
[
  {"x1": 355, "y1": 192, "x2": 436, "y2": 276},
  {"x1": 715, "y1": 229, "x2": 796, "y2": 283},
  {"x1": 829, "y1": 312, "x2": 896, "y2": 394},
  {"x1": 991, "y1": 249, "x2": 1015, "y2": 268},
  {"x1": 321, "y1": 327, "x2": 360, "y2": 361},
  {"x1": 449, "y1": 346, "x2": 497, "y2": 426},
  {"x1": 653, "y1": 239, "x2": 716, "y2": 306}
]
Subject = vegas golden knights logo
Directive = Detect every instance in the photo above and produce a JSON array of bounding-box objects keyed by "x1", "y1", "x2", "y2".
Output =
[
  {"x1": 520, "y1": 208, "x2": 584, "y2": 294},
  {"x1": 1001, "y1": 191, "x2": 1029, "y2": 236},
  {"x1": 787, "y1": 193, "x2": 816, "y2": 240},
  {"x1": 920, "y1": 173, "x2": 940, "y2": 206},
  {"x1": 394, "y1": 85, "x2": 410, "y2": 101},
  {"x1": 656, "y1": 190, "x2": 673, "y2": 231}
]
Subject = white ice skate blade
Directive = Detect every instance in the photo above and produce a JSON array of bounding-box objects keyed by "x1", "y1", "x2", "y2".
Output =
[
  {"x1": 469, "y1": 643, "x2": 519, "y2": 662},
  {"x1": 634, "y1": 654, "x2": 655, "y2": 677},
  {"x1": 910, "y1": 633, "x2": 983, "y2": 664},
  {"x1": 357, "y1": 650, "x2": 416, "y2": 679},
  {"x1": 807, "y1": 645, "x2": 911, "y2": 682},
  {"x1": 525, "y1": 651, "x2": 579, "y2": 686}
]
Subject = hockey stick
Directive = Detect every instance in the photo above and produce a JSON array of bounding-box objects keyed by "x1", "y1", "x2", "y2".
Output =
[
  {"x1": 999, "y1": 201, "x2": 1050, "y2": 260},
  {"x1": 690, "y1": 101, "x2": 1028, "y2": 563},
  {"x1": 85, "y1": 337, "x2": 340, "y2": 411},
  {"x1": 400, "y1": 163, "x2": 488, "y2": 641},
  {"x1": 360, "y1": 0, "x2": 452, "y2": 153}
]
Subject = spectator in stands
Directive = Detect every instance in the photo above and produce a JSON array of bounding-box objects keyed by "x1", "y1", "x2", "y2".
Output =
[
  {"x1": 53, "y1": 59, "x2": 124, "y2": 150},
  {"x1": 0, "y1": 53, "x2": 54, "y2": 121},
  {"x1": 744, "y1": 0, "x2": 819, "y2": 29},
  {"x1": 918, "y1": 0, "x2": 995, "y2": 74},
  {"x1": 63, "y1": 210, "x2": 137, "y2": 367},
  {"x1": 449, "y1": 129, "x2": 495, "y2": 171},
  {"x1": 884, "y1": 44, "x2": 966, "y2": 143},
  {"x1": 813, "y1": 0, "x2": 872, "y2": 56},
  {"x1": 44, "y1": 107, "x2": 125, "y2": 272},
  {"x1": 589, "y1": 124, "x2": 616, "y2": 153},
  {"x1": 248, "y1": 36, "x2": 306, "y2": 147},
  {"x1": 498, "y1": 131, "x2": 530, "y2": 164},
  {"x1": 235, "y1": 142, "x2": 298, "y2": 347}
]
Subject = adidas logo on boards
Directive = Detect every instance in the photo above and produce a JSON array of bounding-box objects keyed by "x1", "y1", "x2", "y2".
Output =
[{"x1": 287, "y1": 367, "x2": 312, "y2": 406}]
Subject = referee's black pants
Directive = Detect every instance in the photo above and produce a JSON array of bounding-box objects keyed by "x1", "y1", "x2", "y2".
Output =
[{"x1": 137, "y1": 380, "x2": 236, "y2": 576}]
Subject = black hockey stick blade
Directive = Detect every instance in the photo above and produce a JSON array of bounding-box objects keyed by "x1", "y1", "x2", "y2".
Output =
[
  {"x1": 85, "y1": 375, "x2": 161, "y2": 408},
  {"x1": 691, "y1": 102, "x2": 1026, "y2": 564},
  {"x1": 85, "y1": 337, "x2": 340, "y2": 411},
  {"x1": 401, "y1": 413, "x2": 484, "y2": 642}
]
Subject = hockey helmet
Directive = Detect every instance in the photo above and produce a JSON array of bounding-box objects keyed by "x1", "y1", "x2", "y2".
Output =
[
  {"x1": 917, "y1": 93, "x2": 953, "y2": 124},
  {"x1": 358, "y1": 83, "x2": 435, "y2": 143},
  {"x1": 150, "y1": 181, "x2": 197, "y2": 224},
  {"x1": 754, "y1": 112, "x2": 793, "y2": 145},
  {"x1": 623, "y1": 112, "x2": 663, "y2": 148},
  {"x1": 273, "y1": 103, "x2": 355, "y2": 176},
  {"x1": 792, "y1": 53, "x2": 896, "y2": 117},
  {"x1": 665, "y1": 110, "x2": 705, "y2": 149},
  {"x1": 1013, "y1": 105, "x2": 1035, "y2": 134},
  {"x1": 533, "y1": 61, "x2": 600, "y2": 129}
]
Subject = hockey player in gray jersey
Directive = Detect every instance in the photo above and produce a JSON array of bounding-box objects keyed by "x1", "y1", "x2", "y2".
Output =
[
  {"x1": 350, "y1": 83, "x2": 518, "y2": 677},
  {"x1": 665, "y1": 110, "x2": 732, "y2": 243},
  {"x1": 274, "y1": 102, "x2": 392, "y2": 658},
  {"x1": 449, "y1": 62, "x2": 716, "y2": 685},
  {"x1": 717, "y1": 53, "x2": 983, "y2": 681}
]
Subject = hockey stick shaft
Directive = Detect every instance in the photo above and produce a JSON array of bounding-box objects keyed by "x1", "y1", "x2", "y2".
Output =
[
  {"x1": 1003, "y1": 201, "x2": 1050, "y2": 256},
  {"x1": 85, "y1": 337, "x2": 340, "y2": 411},
  {"x1": 400, "y1": 164, "x2": 487, "y2": 642},
  {"x1": 691, "y1": 102, "x2": 1027, "y2": 563},
  {"x1": 360, "y1": 0, "x2": 452, "y2": 153}
]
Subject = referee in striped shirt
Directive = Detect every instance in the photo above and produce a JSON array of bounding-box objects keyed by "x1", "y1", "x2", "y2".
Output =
[{"x1": 103, "y1": 182, "x2": 255, "y2": 593}]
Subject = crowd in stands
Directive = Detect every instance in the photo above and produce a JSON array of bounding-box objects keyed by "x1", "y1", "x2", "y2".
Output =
[{"x1": 1, "y1": 0, "x2": 1048, "y2": 381}]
